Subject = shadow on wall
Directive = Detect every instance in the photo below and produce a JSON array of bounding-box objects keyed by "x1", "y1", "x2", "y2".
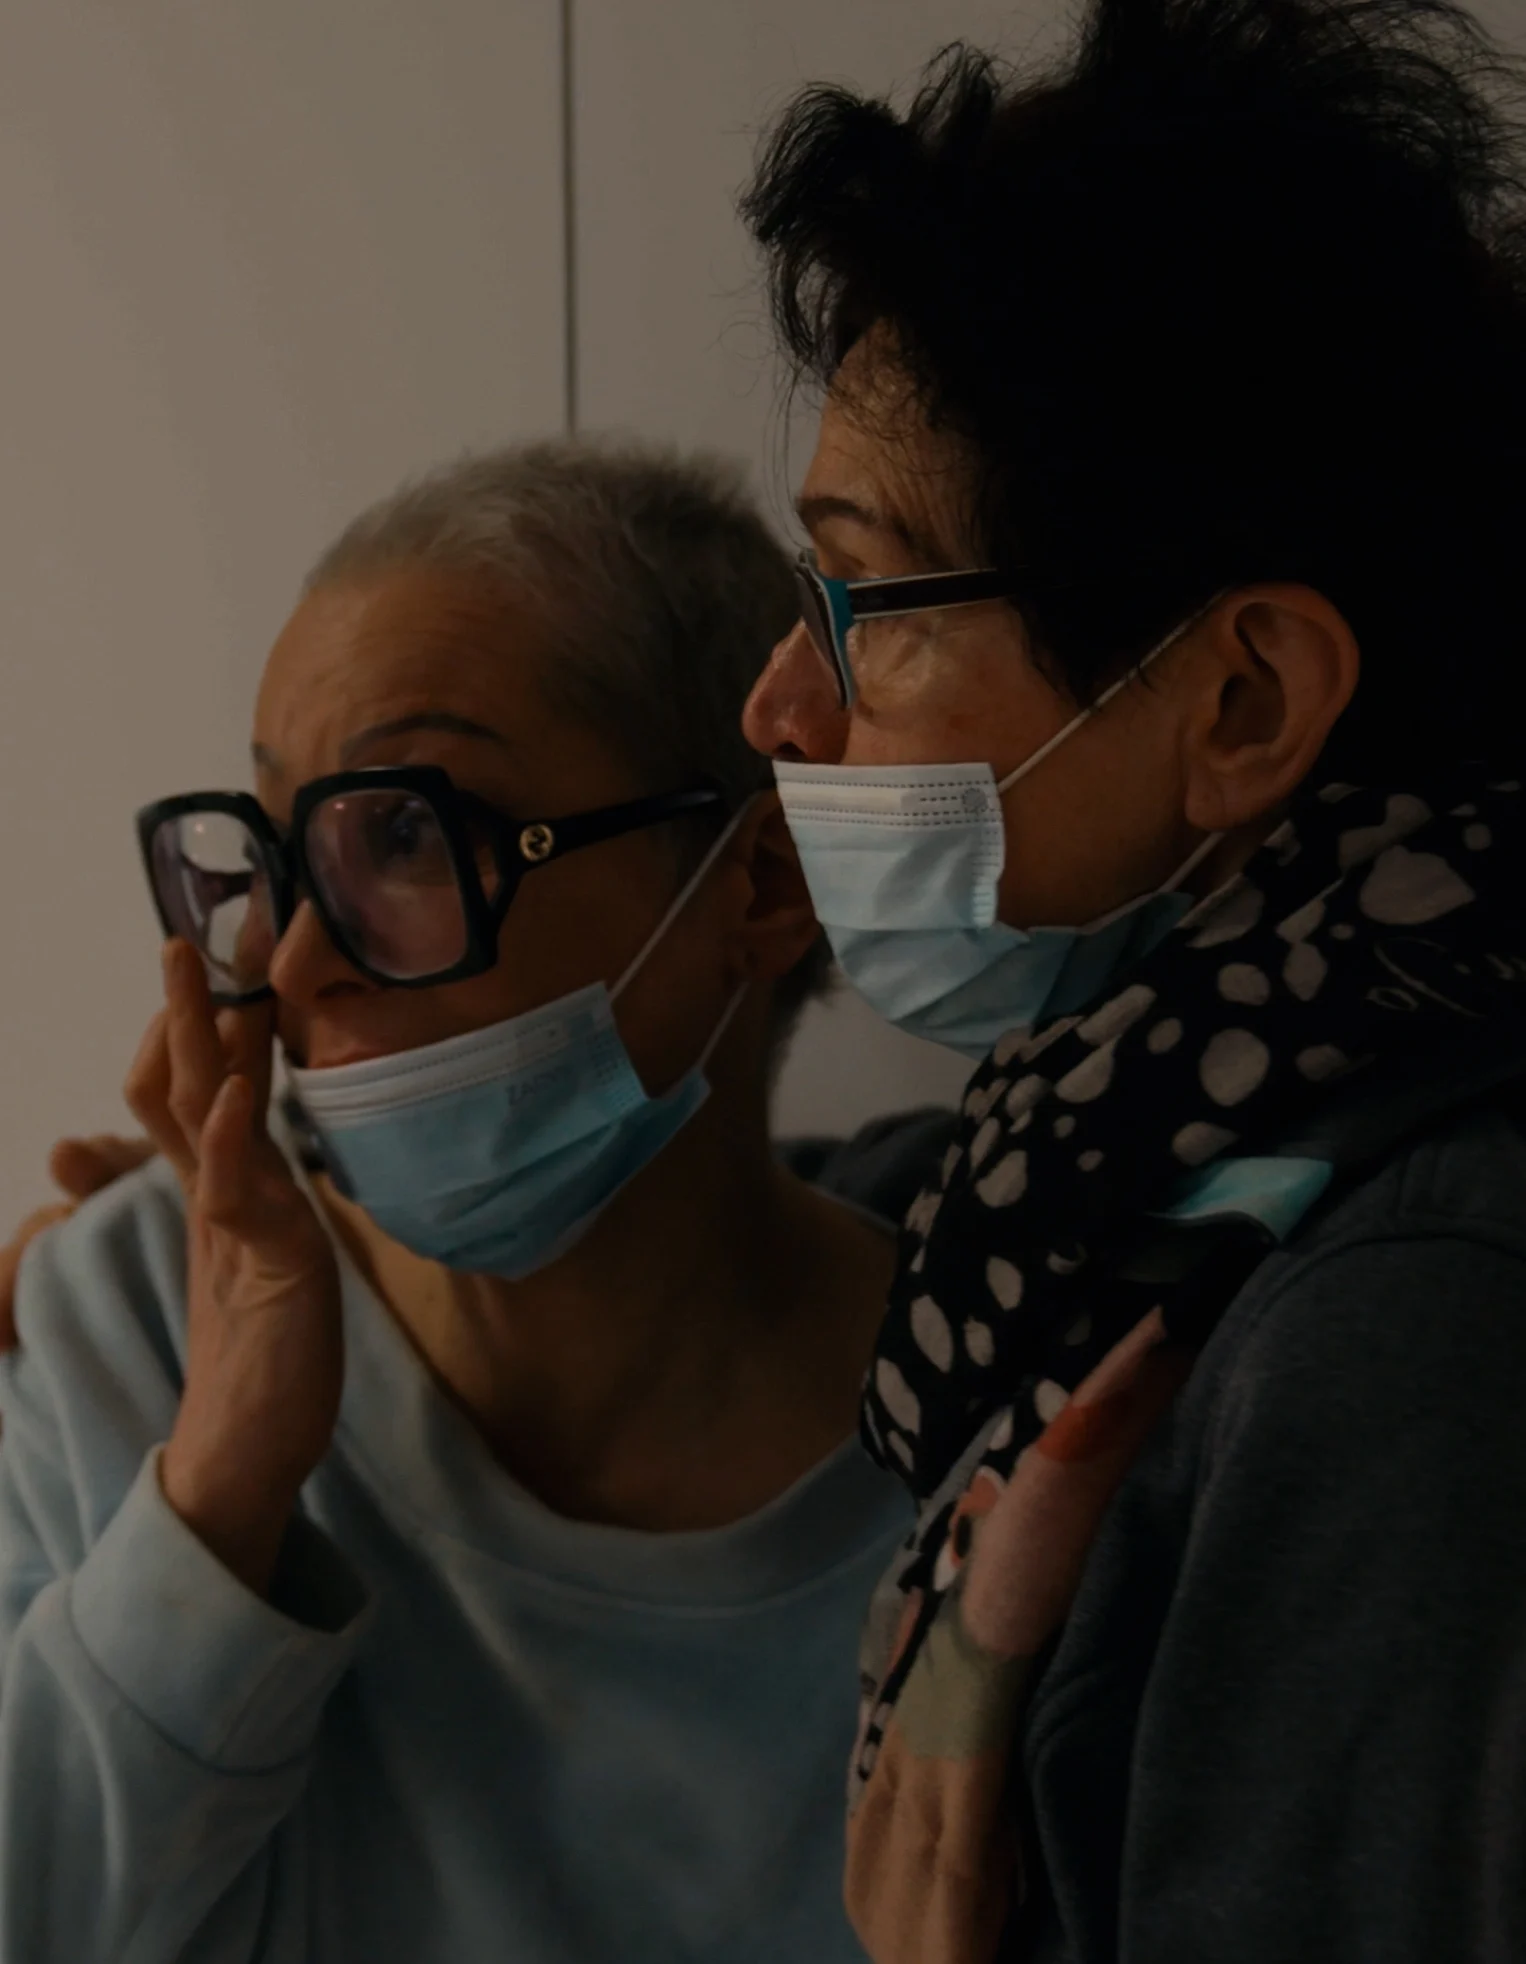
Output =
[{"x1": 772, "y1": 983, "x2": 971, "y2": 1139}]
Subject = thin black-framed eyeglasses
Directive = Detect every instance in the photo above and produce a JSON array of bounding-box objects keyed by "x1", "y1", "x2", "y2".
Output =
[
  {"x1": 136, "y1": 766, "x2": 724, "y2": 1006},
  {"x1": 793, "y1": 551, "x2": 1016, "y2": 707}
]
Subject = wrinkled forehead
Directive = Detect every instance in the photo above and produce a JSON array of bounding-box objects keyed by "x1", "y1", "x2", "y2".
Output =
[
  {"x1": 249, "y1": 564, "x2": 637, "y2": 803},
  {"x1": 803, "y1": 336, "x2": 979, "y2": 569},
  {"x1": 258, "y1": 563, "x2": 524, "y2": 713},
  {"x1": 251, "y1": 567, "x2": 539, "y2": 771}
]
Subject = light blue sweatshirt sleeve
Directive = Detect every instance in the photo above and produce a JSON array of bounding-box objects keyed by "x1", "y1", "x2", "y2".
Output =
[{"x1": 0, "y1": 1163, "x2": 372, "y2": 1964}]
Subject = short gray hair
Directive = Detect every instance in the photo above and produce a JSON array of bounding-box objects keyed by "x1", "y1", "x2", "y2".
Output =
[{"x1": 305, "y1": 436, "x2": 832, "y2": 1034}]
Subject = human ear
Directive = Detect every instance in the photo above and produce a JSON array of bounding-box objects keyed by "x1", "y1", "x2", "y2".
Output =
[
  {"x1": 1181, "y1": 585, "x2": 1360, "y2": 834},
  {"x1": 724, "y1": 793, "x2": 823, "y2": 984}
]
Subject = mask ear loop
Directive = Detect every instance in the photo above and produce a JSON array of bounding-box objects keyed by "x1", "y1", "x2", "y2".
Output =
[
  {"x1": 995, "y1": 591, "x2": 1229, "y2": 796},
  {"x1": 611, "y1": 794, "x2": 758, "y2": 1006},
  {"x1": 993, "y1": 593, "x2": 1230, "y2": 901},
  {"x1": 609, "y1": 795, "x2": 760, "y2": 1088},
  {"x1": 692, "y1": 972, "x2": 751, "y2": 1072}
]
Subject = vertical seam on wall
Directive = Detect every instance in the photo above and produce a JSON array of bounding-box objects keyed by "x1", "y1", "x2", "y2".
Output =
[{"x1": 560, "y1": 0, "x2": 579, "y2": 434}]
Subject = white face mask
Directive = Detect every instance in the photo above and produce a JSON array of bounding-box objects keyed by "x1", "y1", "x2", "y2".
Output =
[{"x1": 774, "y1": 614, "x2": 1222, "y2": 1058}]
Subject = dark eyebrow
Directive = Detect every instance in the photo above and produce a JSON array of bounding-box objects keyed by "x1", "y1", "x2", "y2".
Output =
[
  {"x1": 794, "y1": 493, "x2": 953, "y2": 572},
  {"x1": 252, "y1": 713, "x2": 516, "y2": 778}
]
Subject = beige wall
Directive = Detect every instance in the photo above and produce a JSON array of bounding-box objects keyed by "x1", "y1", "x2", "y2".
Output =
[{"x1": 0, "y1": 2, "x2": 565, "y2": 1220}]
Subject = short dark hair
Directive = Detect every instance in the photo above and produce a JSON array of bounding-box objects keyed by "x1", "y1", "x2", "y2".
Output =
[{"x1": 742, "y1": 0, "x2": 1526, "y2": 772}]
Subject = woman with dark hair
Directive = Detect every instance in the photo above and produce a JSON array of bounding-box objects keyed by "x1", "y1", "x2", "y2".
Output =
[{"x1": 742, "y1": 3, "x2": 1526, "y2": 1959}]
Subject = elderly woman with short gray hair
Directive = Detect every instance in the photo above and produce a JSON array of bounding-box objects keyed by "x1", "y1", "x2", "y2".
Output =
[{"x1": 0, "y1": 440, "x2": 922, "y2": 1963}]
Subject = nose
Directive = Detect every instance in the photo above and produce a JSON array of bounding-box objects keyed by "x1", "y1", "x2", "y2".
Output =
[
  {"x1": 267, "y1": 896, "x2": 374, "y2": 1009},
  {"x1": 742, "y1": 622, "x2": 853, "y2": 764}
]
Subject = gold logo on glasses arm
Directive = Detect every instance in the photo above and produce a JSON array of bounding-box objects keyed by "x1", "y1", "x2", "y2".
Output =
[{"x1": 519, "y1": 822, "x2": 555, "y2": 863}]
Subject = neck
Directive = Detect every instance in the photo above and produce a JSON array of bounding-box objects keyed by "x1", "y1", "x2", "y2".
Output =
[
  {"x1": 315, "y1": 1044, "x2": 895, "y2": 1532},
  {"x1": 1188, "y1": 804, "x2": 1290, "y2": 900}
]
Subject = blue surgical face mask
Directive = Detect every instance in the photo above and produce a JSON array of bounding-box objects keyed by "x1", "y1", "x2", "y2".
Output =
[
  {"x1": 774, "y1": 620, "x2": 1221, "y2": 1059},
  {"x1": 287, "y1": 807, "x2": 749, "y2": 1279}
]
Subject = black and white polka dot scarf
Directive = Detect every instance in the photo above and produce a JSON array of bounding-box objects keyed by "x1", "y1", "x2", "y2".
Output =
[{"x1": 854, "y1": 768, "x2": 1526, "y2": 1764}]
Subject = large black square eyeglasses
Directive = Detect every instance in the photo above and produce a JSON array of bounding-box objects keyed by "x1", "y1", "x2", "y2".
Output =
[{"x1": 136, "y1": 766, "x2": 723, "y2": 1006}]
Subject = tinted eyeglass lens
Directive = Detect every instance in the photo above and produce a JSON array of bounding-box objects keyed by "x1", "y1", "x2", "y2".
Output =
[
  {"x1": 303, "y1": 786, "x2": 470, "y2": 980},
  {"x1": 149, "y1": 811, "x2": 277, "y2": 997}
]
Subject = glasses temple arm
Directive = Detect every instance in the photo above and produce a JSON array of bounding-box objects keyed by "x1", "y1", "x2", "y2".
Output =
[
  {"x1": 480, "y1": 787, "x2": 726, "y2": 920},
  {"x1": 846, "y1": 570, "x2": 1012, "y2": 620}
]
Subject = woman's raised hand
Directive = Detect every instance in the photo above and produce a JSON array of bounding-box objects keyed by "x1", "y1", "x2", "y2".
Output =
[{"x1": 127, "y1": 940, "x2": 344, "y2": 1597}]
